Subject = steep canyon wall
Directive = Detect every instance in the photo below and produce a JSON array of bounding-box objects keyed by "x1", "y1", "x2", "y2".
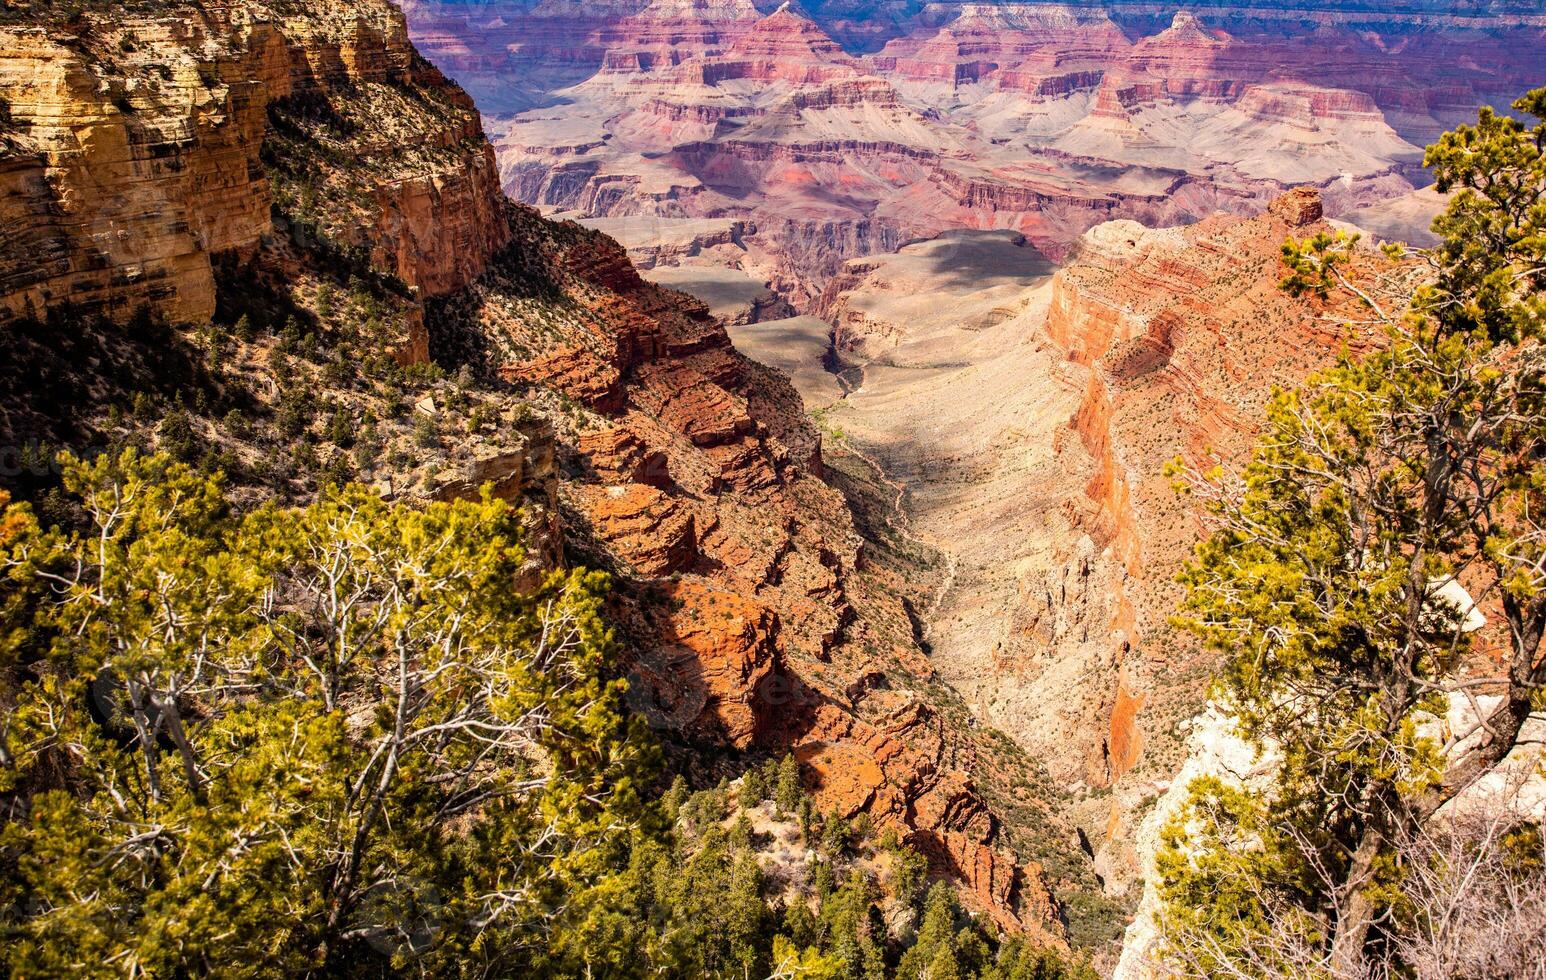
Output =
[{"x1": 0, "y1": 0, "x2": 1068, "y2": 941}]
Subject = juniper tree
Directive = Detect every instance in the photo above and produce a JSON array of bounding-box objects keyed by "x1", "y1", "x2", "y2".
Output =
[
  {"x1": 0, "y1": 452, "x2": 649, "y2": 975},
  {"x1": 899, "y1": 882, "x2": 967, "y2": 980},
  {"x1": 741, "y1": 763, "x2": 768, "y2": 806},
  {"x1": 1159, "y1": 89, "x2": 1546, "y2": 977}
]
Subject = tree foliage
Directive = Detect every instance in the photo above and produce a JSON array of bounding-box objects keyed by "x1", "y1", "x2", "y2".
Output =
[
  {"x1": 0, "y1": 451, "x2": 647, "y2": 975},
  {"x1": 1159, "y1": 89, "x2": 1546, "y2": 977},
  {"x1": 541, "y1": 781, "x2": 1097, "y2": 980},
  {"x1": 0, "y1": 453, "x2": 1098, "y2": 978}
]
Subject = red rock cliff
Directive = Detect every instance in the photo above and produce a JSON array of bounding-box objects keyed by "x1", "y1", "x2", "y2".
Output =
[{"x1": 1041, "y1": 189, "x2": 1405, "y2": 793}]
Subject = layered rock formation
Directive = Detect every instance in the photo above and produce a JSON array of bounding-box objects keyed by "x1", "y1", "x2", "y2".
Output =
[
  {"x1": 792, "y1": 695, "x2": 1062, "y2": 941},
  {"x1": 421, "y1": 204, "x2": 1066, "y2": 934},
  {"x1": 973, "y1": 191, "x2": 1411, "y2": 876},
  {"x1": 0, "y1": 0, "x2": 1065, "y2": 942},
  {"x1": 401, "y1": 0, "x2": 1542, "y2": 305},
  {"x1": 0, "y1": 20, "x2": 271, "y2": 325},
  {"x1": 787, "y1": 192, "x2": 1414, "y2": 936},
  {"x1": 0, "y1": 0, "x2": 507, "y2": 366},
  {"x1": 8, "y1": 0, "x2": 1500, "y2": 956}
]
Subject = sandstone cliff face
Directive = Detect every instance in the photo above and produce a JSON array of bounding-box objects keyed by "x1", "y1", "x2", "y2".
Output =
[
  {"x1": 1023, "y1": 189, "x2": 1414, "y2": 888},
  {"x1": 0, "y1": 0, "x2": 568, "y2": 567},
  {"x1": 0, "y1": 21, "x2": 273, "y2": 325},
  {"x1": 0, "y1": 0, "x2": 508, "y2": 334},
  {"x1": 1040, "y1": 190, "x2": 1387, "y2": 770}
]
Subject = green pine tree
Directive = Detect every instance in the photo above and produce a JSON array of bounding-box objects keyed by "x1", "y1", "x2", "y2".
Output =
[{"x1": 775, "y1": 753, "x2": 803, "y2": 814}]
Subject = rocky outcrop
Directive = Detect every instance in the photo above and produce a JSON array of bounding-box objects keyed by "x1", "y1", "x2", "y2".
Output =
[
  {"x1": 578, "y1": 424, "x2": 672, "y2": 486},
  {"x1": 0, "y1": 0, "x2": 508, "y2": 342},
  {"x1": 575, "y1": 482, "x2": 697, "y2": 575},
  {"x1": 1112, "y1": 695, "x2": 1546, "y2": 978},
  {"x1": 648, "y1": 580, "x2": 780, "y2": 748},
  {"x1": 361, "y1": 128, "x2": 510, "y2": 299},
  {"x1": 1110, "y1": 704, "x2": 1281, "y2": 979},
  {"x1": 791, "y1": 698, "x2": 1065, "y2": 942},
  {"x1": 1268, "y1": 185, "x2": 1325, "y2": 226},
  {"x1": 503, "y1": 346, "x2": 625, "y2": 411},
  {"x1": 429, "y1": 419, "x2": 563, "y2": 588},
  {"x1": 0, "y1": 23, "x2": 273, "y2": 325}
]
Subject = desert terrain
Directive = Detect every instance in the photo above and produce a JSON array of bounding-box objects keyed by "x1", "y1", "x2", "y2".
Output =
[{"x1": 664, "y1": 190, "x2": 1416, "y2": 910}]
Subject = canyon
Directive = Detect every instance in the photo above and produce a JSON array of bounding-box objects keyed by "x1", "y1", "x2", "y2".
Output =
[
  {"x1": 787, "y1": 186, "x2": 1418, "y2": 904},
  {"x1": 0, "y1": 0, "x2": 1081, "y2": 946},
  {"x1": 384, "y1": 14, "x2": 1543, "y2": 942},
  {"x1": 4, "y1": 0, "x2": 1542, "y2": 972},
  {"x1": 402, "y1": 0, "x2": 1544, "y2": 304}
]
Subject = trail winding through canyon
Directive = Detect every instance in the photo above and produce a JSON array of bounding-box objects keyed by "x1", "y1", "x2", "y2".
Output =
[{"x1": 832, "y1": 374, "x2": 960, "y2": 642}]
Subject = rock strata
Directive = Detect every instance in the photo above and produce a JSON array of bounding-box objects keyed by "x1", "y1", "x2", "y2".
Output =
[
  {"x1": 0, "y1": 0, "x2": 509, "y2": 352},
  {"x1": 403, "y1": 0, "x2": 1541, "y2": 303}
]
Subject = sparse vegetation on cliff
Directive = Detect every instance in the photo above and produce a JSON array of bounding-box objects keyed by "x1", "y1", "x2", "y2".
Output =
[{"x1": 0, "y1": 454, "x2": 1102, "y2": 977}]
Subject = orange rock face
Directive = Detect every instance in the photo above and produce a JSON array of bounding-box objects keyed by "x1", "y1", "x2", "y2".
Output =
[
  {"x1": 1268, "y1": 186, "x2": 1326, "y2": 227},
  {"x1": 578, "y1": 425, "x2": 672, "y2": 487},
  {"x1": 789, "y1": 700, "x2": 1063, "y2": 942},
  {"x1": 635, "y1": 363, "x2": 756, "y2": 448},
  {"x1": 648, "y1": 581, "x2": 780, "y2": 748},
  {"x1": 1106, "y1": 673, "x2": 1148, "y2": 784},
  {"x1": 575, "y1": 482, "x2": 698, "y2": 575},
  {"x1": 503, "y1": 346, "x2": 625, "y2": 412},
  {"x1": 1034, "y1": 191, "x2": 1408, "y2": 788}
]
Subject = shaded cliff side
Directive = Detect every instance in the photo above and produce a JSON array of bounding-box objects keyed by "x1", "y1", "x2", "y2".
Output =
[{"x1": 979, "y1": 190, "x2": 1418, "y2": 894}]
